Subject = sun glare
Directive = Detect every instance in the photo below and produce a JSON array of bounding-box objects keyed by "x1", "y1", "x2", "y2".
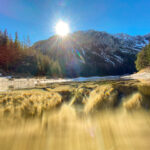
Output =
[{"x1": 55, "y1": 21, "x2": 70, "y2": 37}]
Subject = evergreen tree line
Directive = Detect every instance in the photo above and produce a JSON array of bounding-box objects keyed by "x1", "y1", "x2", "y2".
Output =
[
  {"x1": 135, "y1": 43, "x2": 150, "y2": 71},
  {"x1": 0, "y1": 29, "x2": 62, "y2": 76}
]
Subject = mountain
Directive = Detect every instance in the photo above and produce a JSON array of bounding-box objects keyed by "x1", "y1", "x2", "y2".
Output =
[{"x1": 32, "y1": 30, "x2": 150, "y2": 77}]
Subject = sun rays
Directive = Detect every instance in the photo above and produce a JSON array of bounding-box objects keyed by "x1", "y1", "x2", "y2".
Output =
[{"x1": 55, "y1": 21, "x2": 70, "y2": 37}]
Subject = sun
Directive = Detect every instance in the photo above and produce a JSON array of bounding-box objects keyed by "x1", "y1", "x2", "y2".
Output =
[{"x1": 55, "y1": 21, "x2": 70, "y2": 37}]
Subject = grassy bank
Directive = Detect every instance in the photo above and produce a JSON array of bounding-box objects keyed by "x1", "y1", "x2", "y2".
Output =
[{"x1": 0, "y1": 80, "x2": 150, "y2": 150}]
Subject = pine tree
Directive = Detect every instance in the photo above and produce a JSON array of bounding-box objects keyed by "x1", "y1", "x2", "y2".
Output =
[
  {"x1": 3, "y1": 29, "x2": 8, "y2": 45},
  {"x1": 135, "y1": 43, "x2": 150, "y2": 71},
  {"x1": 26, "y1": 35, "x2": 31, "y2": 47},
  {"x1": 14, "y1": 32, "x2": 20, "y2": 48}
]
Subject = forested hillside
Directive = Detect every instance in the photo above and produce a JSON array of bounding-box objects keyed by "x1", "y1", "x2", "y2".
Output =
[{"x1": 0, "y1": 29, "x2": 61, "y2": 77}]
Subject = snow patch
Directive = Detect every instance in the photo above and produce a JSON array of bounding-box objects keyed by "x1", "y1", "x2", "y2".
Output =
[
  {"x1": 114, "y1": 55, "x2": 123, "y2": 63},
  {"x1": 101, "y1": 51, "x2": 115, "y2": 66}
]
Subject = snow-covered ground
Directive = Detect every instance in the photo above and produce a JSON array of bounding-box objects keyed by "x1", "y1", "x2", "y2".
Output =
[
  {"x1": 0, "y1": 75, "x2": 120, "y2": 92},
  {"x1": 0, "y1": 72, "x2": 150, "y2": 92},
  {"x1": 122, "y1": 72, "x2": 150, "y2": 80}
]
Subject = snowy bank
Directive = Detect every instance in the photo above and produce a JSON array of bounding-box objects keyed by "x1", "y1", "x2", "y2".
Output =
[{"x1": 122, "y1": 72, "x2": 150, "y2": 80}]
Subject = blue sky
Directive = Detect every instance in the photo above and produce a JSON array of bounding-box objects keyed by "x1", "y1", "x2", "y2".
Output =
[{"x1": 0, "y1": 0, "x2": 150, "y2": 44}]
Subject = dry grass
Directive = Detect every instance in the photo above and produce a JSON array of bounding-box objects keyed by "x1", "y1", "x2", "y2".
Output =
[
  {"x1": 84, "y1": 85, "x2": 118, "y2": 113},
  {"x1": 123, "y1": 93, "x2": 143, "y2": 110},
  {"x1": 138, "y1": 67, "x2": 150, "y2": 73},
  {"x1": 97, "y1": 110, "x2": 150, "y2": 150},
  {"x1": 0, "y1": 80, "x2": 150, "y2": 150},
  {"x1": 0, "y1": 89, "x2": 62, "y2": 118},
  {"x1": 0, "y1": 106, "x2": 150, "y2": 150}
]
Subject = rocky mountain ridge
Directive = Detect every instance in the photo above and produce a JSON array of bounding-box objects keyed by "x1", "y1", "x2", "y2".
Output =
[{"x1": 32, "y1": 30, "x2": 150, "y2": 77}]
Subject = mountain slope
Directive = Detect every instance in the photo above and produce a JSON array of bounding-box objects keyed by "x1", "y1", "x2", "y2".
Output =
[{"x1": 32, "y1": 30, "x2": 150, "y2": 77}]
